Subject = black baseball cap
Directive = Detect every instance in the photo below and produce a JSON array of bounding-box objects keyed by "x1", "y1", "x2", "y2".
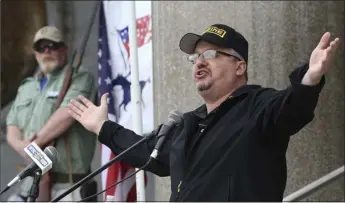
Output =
[{"x1": 179, "y1": 24, "x2": 248, "y2": 63}]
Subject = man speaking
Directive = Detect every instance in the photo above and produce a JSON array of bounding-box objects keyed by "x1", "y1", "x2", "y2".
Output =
[{"x1": 67, "y1": 24, "x2": 340, "y2": 201}]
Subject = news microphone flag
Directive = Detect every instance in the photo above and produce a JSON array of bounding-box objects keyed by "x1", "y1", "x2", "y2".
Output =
[
  {"x1": 98, "y1": 1, "x2": 154, "y2": 201},
  {"x1": 24, "y1": 142, "x2": 53, "y2": 174},
  {"x1": 1, "y1": 143, "x2": 57, "y2": 195}
]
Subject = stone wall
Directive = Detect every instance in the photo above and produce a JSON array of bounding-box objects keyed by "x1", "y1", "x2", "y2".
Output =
[{"x1": 151, "y1": 1, "x2": 344, "y2": 201}]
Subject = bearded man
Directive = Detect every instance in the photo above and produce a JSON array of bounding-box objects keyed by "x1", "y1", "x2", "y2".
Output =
[{"x1": 6, "y1": 26, "x2": 97, "y2": 201}]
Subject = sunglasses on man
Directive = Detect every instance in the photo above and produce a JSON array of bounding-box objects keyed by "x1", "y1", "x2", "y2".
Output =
[{"x1": 34, "y1": 41, "x2": 65, "y2": 53}]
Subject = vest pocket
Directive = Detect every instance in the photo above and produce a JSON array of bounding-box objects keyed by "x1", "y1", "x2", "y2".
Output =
[
  {"x1": 17, "y1": 99, "x2": 32, "y2": 110},
  {"x1": 16, "y1": 99, "x2": 32, "y2": 127}
]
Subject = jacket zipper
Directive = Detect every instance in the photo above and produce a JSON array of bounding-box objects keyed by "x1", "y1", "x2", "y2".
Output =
[
  {"x1": 176, "y1": 180, "x2": 182, "y2": 199},
  {"x1": 176, "y1": 126, "x2": 206, "y2": 200},
  {"x1": 177, "y1": 108, "x2": 222, "y2": 201},
  {"x1": 176, "y1": 96, "x2": 238, "y2": 201}
]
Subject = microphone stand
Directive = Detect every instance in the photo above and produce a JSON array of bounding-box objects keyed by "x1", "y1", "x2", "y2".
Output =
[
  {"x1": 26, "y1": 170, "x2": 42, "y2": 202},
  {"x1": 50, "y1": 134, "x2": 154, "y2": 202}
]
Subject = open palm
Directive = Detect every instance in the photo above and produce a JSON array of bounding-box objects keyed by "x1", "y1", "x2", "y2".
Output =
[
  {"x1": 308, "y1": 32, "x2": 340, "y2": 79},
  {"x1": 67, "y1": 93, "x2": 109, "y2": 135}
]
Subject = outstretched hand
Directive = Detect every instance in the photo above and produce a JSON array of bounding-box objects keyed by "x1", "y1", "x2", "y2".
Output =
[
  {"x1": 303, "y1": 32, "x2": 340, "y2": 85},
  {"x1": 67, "y1": 93, "x2": 109, "y2": 135}
]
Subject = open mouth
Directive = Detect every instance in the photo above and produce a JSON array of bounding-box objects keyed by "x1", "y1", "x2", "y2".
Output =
[{"x1": 195, "y1": 69, "x2": 209, "y2": 79}]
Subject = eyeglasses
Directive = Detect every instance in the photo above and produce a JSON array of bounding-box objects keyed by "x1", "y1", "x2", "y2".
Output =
[
  {"x1": 34, "y1": 42, "x2": 64, "y2": 53},
  {"x1": 186, "y1": 49, "x2": 242, "y2": 64}
]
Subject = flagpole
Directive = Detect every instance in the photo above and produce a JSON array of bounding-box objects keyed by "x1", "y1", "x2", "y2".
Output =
[{"x1": 128, "y1": 1, "x2": 146, "y2": 202}]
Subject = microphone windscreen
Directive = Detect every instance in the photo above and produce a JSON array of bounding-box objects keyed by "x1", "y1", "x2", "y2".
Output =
[
  {"x1": 168, "y1": 110, "x2": 183, "y2": 124},
  {"x1": 44, "y1": 146, "x2": 59, "y2": 164}
]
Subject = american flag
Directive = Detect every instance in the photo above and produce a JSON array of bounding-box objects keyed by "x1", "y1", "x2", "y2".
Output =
[
  {"x1": 98, "y1": 1, "x2": 151, "y2": 201},
  {"x1": 117, "y1": 15, "x2": 152, "y2": 59}
]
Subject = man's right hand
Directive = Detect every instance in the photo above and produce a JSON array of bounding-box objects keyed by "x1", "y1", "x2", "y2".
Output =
[
  {"x1": 15, "y1": 142, "x2": 28, "y2": 159},
  {"x1": 16, "y1": 134, "x2": 37, "y2": 161},
  {"x1": 15, "y1": 141, "x2": 31, "y2": 162},
  {"x1": 67, "y1": 93, "x2": 109, "y2": 135},
  {"x1": 7, "y1": 125, "x2": 34, "y2": 161}
]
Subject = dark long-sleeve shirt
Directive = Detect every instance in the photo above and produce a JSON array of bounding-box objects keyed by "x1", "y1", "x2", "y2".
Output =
[{"x1": 98, "y1": 63, "x2": 325, "y2": 201}]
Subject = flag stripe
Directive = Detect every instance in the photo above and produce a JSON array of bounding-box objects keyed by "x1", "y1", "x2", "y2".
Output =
[{"x1": 98, "y1": 1, "x2": 152, "y2": 201}]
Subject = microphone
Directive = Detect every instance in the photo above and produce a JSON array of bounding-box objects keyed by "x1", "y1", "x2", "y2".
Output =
[
  {"x1": 50, "y1": 110, "x2": 182, "y2": 202},
  {"x1": 51, "y1": 135, "x2": 152, "y2": 202},
  {"x1": 0, "y1": 143, "x2": 59, "y2": 195},
  {"x1": 150, "y1": 110, "x2": 183, "y2": 159}
]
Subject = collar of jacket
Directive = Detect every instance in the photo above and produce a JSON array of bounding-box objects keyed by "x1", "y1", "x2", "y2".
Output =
[{"x1": 191, "y1": 84, "x2": 262, "y2": 119}]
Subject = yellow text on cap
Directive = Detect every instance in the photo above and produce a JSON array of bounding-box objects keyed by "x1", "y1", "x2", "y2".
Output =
[{"x1": 203, "y1": 26, "x2": 227, "y2": 38}]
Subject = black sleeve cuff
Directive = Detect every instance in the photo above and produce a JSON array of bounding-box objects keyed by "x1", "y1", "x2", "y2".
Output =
[
  {"x1": 98, "y1": 120, "x2": 123, "y2": 145},
  {"x1": 289, "y1": 63, "x2": 326, "y2": 98}
]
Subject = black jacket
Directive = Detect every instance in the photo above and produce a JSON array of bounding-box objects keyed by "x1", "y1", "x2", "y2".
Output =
[{"x1": 98, "y1": 63, "x2": 325, "y2": 201}]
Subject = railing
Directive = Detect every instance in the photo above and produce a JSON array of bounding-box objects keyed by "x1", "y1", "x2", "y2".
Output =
[{"x1": 283, "y1": 165, "x2": 344, "y2": 202}]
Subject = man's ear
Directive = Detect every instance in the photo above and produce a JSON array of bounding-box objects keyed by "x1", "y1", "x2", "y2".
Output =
[{"x1": 236, "y1": 61, "x2": 247, "y2": 76}]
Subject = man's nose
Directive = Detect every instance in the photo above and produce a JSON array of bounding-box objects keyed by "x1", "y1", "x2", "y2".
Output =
[
  {"x1": 195, "y1": 55, "x2": 207, "y2": 68},
  {"x1": 42, "y1": 47, "x2": 52, "y2": 53}
]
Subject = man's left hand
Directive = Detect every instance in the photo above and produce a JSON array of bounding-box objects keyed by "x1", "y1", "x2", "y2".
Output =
[{"x1": 303, "y1": 32, "x2": 340, "y2": 85}]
